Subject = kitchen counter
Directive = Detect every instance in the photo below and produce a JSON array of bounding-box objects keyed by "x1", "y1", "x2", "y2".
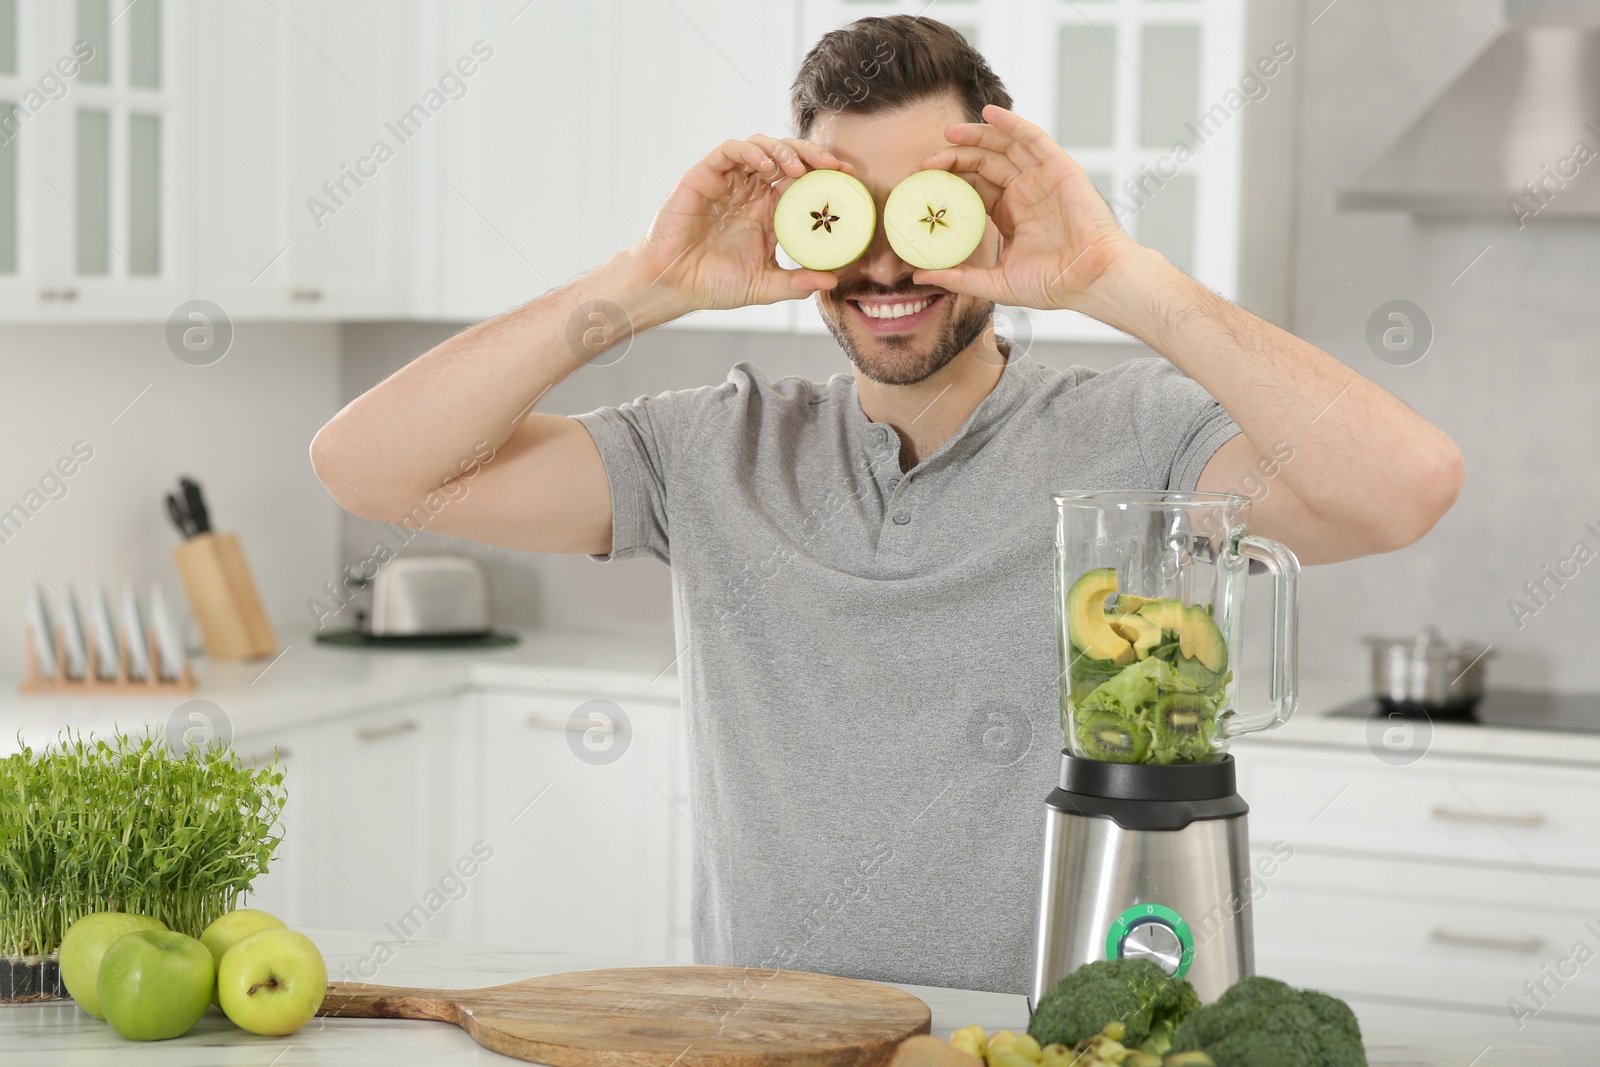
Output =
[
  {"x1": 4, "y1": 625, "x2": 1598, "y2": 767},
  {"x1": 0, "y1": 626, "x2": 682, "y2": 753},
  {"x1": 0, "y1": 928, "x2": 1562, "y2": 1066}
]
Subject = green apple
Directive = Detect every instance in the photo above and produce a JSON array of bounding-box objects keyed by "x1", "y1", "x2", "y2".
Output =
[
  {"x1": 201, "y1": 908, "x2": 286, "y2": 1007},
  {"x1": 98, "y1": 930, "x2": 214, "y2": 1041},
  {"x1": 218, "y1": 928, "x2": 327, "y2": 1036},
  {"x1": 773, "y1": 168, "x2": 877, "y2": 271},
  {"x1": 883, "y1": 169, "x2": 987, "y2": 270},
  {"x1": 59, "y1": 911, "x2": 167, "y2": 1019}
]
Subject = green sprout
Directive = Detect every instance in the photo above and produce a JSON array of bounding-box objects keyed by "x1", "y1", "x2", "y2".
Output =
[{"x1": 0, "y1": 727, "x2": 286, "y2": 958}]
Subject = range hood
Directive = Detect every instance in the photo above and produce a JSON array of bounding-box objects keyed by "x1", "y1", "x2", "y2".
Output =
[{"x1": 1339, "y1": 0, "x2": 1600, "y2": 219}]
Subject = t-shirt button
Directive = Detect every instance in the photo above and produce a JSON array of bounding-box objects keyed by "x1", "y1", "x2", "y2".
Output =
[
  {"x1": 888, "y1": 476, "x2": 901, "y2": 490},
  {"x1": 877, "y1": 426, "x2": 891, "y2": 444},
  {"x1": 892, "y1": 510, "x2": 911, "y2": 525}
]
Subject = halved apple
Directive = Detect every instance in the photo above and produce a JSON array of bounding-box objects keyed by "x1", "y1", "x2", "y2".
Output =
[
  {"x1": 883, "y1": 169, "x2": 987, "y2": 270},
  {"x1": 773, "y1": 169, "x2": 876, "y2": 271}
]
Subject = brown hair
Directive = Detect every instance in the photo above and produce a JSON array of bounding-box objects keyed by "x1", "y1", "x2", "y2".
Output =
[{"x1": 790, "y1": 16, "x2": 1013, "y2": 139}]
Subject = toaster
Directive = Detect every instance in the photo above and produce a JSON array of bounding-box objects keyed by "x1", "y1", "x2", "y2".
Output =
[{"x1": 354, "y1": 555, "x2": 491, "y2": 637}]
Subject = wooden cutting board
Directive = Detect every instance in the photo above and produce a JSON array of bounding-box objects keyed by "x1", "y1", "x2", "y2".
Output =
[{"x1": 316, "y1": 965, "x2": 932, "y2": 1066}]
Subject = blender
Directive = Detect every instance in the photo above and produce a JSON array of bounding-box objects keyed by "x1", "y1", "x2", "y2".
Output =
[{"x1": 1031, "y1": 491, "x2": 1300, "y2": 1004}]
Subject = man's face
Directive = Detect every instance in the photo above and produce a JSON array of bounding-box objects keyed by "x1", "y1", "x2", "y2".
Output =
[{"x1": 807, "y1": 93, "x2": 1000, "y2": 387}]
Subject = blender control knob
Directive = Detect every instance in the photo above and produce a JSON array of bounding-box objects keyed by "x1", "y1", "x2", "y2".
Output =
[
  {"x1": 1106, "y1": 903, "x2": 1196, "y2": 979},
  {"x1": 1118, "y1": 919, "x2": 1184, "y2": 974}
]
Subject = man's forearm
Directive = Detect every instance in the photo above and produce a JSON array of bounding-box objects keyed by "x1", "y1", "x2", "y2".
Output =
[
  {"x1": 1086, "y1": 247, "x2": 1463, "y2": 547},
  {"x1": 310, "y1": 250, "x2": 687, "y2": 511}
]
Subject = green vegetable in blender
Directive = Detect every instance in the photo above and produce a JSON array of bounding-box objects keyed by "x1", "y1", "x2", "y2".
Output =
[
  {"x1": 1169, "y1": 976, "x2": 1366, "y2": 1067},
  {"x1": 1062, "y1": 574, "x2": 1234, "y2": 766},
  {"x1": 1149, "y1": 693, "x2": 1216, "y2": 764},
  {"x1": 1074, "y1": 709, "x2": 1153, "y2": 764},
  {"x1": 1027, "y1": 958, "x2": 1200, "y2": 1051}
]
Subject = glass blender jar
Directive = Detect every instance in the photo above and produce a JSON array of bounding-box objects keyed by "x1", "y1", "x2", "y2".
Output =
[
  {"x1": 1055, "y1": 490, "x2": 1299, "y2": 765},
  {"x1": 1033, "y1": 490, "x2": 1301, "y2": 1004}
]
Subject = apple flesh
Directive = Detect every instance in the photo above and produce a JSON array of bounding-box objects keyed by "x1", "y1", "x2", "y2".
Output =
[
  {"x1": 59, "y1": 911, "x2": 167, "y2": 1019},
  {"x1": 201, "y1": 908, "x2": 286, "y2": 1006},
  {"x1": 883, "y1": 169, "x2": 987, "y2": 270},
  {"x1": 218, "y1": 928, "x2": 328, "y2": 1036},
  {"x1": 98, "y1": 930, "x2": 214, "y2": 1041},
  {"x1": 773, "y1": 169, "x2": 876, "y2": 271}
]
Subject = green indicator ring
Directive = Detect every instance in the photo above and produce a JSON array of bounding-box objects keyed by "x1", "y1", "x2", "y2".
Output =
[{"x1": 1105, "y1": 902, "x2": 1195, "y2": 979}]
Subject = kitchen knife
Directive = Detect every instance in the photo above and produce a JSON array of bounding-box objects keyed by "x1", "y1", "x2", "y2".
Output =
[
  {"x1": 179, "y1": 477, "x2": 211, "y2": 534},
  {"x1": 166, "y1": 492, "x2": 196, "y2": 539}
]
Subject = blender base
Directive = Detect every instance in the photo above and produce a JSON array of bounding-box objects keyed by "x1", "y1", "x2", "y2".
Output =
[{"x1": 1031, "y1": 754, "x2": 1254, "y2": 1005}]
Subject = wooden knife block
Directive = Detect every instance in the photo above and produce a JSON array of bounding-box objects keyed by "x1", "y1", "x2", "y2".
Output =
[{"x1": 172, "y1": 531, "x2": 277, "y2": 661}]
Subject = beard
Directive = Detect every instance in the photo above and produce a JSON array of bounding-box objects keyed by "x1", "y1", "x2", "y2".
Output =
[{"x1": 821, "y1": 290, "x2": 996, "y2": 387}]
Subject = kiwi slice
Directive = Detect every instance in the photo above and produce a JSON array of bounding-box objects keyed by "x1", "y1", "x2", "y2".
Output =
[
  {"x1": 1149, "y1": 692, "x2": 1216, "y2": 763},
  {"x1": 1072, "y1": 710, "x2": 1153, "y2": 764}
]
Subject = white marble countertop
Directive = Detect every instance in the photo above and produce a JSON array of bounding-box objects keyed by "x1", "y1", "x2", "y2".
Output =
[
  {"x1": 5, "y1": 623, "x2": 1599, "y2": 767},
  {"x1": 0, "y1": 928, "x2": 1561, "y2": 1066}
]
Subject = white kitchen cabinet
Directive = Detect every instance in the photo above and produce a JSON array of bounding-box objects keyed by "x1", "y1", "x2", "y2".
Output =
[
  {"x1": 416, "y1": 0, "x2": 797, "y2": 332},
  {"x1": 1236, "y1": 737, "x2": 1600, "y2": 1057},
  {"x1": 236, "y1": 722, "x2": 325, "y2": 928},
  {"x1": 471, "y1": 686, "x2": 683, "y2": 962},
  {"x1": 238, "y1": 694, "x2": 477, "y2": 946},
  {"x1": 235, "y1": 678, "x2": 690, "y2": 966},
  {"x1": 188, "y1": 0, "x2": 416, "y2": 321},
  {"x1": 0, "y1": 0, "x2": 187, "y2": 320},
  {"x1": 414, "y1": 0, "x2": 607, "y2": 322}
]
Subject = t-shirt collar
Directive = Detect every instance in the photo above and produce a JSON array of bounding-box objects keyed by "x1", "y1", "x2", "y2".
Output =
[{"x1": 846, "y1": 349, "x2": 1030, "y2": 466}]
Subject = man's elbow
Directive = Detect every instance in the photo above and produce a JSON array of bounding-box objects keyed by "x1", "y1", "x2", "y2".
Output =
[
  {"x1": 310, "y1": 421, "x2": 383, "y2": 520},
  {"x1": 1374, "y1": 436, "x2": 1465, "y2": 553}
]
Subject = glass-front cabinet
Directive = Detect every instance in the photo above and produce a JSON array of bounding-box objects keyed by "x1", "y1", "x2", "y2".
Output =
[{"x1": 0, "y1": 0, "x2": 182, "y2": 318}]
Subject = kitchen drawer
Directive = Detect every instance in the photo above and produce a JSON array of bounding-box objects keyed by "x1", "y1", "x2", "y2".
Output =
[
  {"x1": 1235, "y1": 744, "x2": 1600, "y2": 873},
  {"x1": 1345, "y1": 995, "x2": 1582, "y2": 1063},
  {"x1": 1252, "y1": 848, "x2": 1600, "y2": 1019}
]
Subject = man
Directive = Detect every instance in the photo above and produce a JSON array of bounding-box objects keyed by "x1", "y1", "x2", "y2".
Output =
[{"x1": 311, "y1": 17, "x2": 1462, "y2": 992}]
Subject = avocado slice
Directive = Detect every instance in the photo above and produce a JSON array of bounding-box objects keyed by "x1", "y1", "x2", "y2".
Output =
[
  {"x1": 1111, "y1": 593, "x2": 1159, "y2": 614},
  {"x1": 1108, "y1": 613, "x2": 1162, "y2": 660},
  {"x1": 1136, "y1": 598, "x2": 1228, "y2": 674},
  {"x1": 1066, "y1": 568, "x2": 1134, "y2": 665}
]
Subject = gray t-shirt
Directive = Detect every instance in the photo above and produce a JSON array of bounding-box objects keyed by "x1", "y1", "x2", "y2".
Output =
[{"x1": 574, "y1": 352, "x2": 1239, "y2": 993}]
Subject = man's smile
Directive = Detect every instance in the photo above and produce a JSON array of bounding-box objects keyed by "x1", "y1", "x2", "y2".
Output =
[{"x1": 847, "y1": 292, "x2": 947, "y2": 333}]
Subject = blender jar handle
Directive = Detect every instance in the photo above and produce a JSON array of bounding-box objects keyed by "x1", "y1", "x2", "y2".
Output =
[{"x1": 1227, "y1": 533, "x2": 1301, "y2": 736}]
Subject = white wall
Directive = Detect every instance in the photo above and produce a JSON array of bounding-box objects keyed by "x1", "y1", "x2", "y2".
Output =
[
  {"x1": 1286, "y1": 0, "x2": 1600, "y2": 692},
  {"x1": 1, "y1": 324, "x2": 343, "y2": 678}
]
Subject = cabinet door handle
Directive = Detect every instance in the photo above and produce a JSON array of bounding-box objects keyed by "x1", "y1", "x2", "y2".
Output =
[
  {"x1": 290, "y1": 287, "x2": 324, "y2": 302},
  {"x1": 1431, "y1": 804, "x2": 1545, "y2": 828},
  {"x1": 356, "y1": 719, "x2": 419, "y2": 743},
  {"x1": 60, "y1": 288, "x2": 78, "y2": 302},
  {"x1": 525, "y1": 712, "x2": 611, "y2": 733},
  {"x1": 1430, "y1": 928, "x2": 1544, "y2": 954}
]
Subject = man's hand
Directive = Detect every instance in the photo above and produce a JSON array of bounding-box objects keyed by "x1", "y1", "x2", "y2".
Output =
[
  {"x1": 912, "y1": 104, "x2": 1138, "y2": 317},
  {"x1": 629, "y1": 135, "x2": 849, "y2": 315}
]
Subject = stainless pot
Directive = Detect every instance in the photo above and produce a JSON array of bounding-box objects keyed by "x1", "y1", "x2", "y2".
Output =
[{"x1": 1364, "y1": 628, "x2": 1492, "y2": 709}]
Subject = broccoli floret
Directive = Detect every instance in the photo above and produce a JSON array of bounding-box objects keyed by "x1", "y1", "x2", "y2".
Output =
[
  {"x1": 1027, "y1": 958, "x2": 1201, "y2": 1050},
  {"x1": 1170, "y1": 975, "x2": 1366, "y2": 1067}
]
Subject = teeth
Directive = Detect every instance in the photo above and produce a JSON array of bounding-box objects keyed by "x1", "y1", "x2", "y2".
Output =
[{"x1": 859, "y1": 297, "x2": 934, "y2": 320}]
